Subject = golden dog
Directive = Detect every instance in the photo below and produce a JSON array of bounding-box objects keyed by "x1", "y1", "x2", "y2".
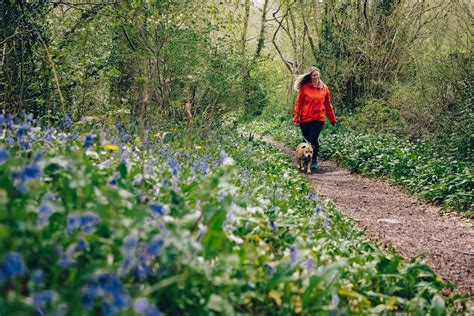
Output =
[{"x1": 295, "y1": 143, "x2": 313, "y2": 173}]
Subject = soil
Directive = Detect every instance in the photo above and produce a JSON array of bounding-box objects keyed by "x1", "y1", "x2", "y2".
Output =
[{"x1": 258, "y1": 134, "x2": 474, "y2": 305}]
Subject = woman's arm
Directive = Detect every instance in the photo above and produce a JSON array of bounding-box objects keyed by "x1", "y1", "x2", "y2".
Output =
[
  {"x1": 324, "y1": 88, "x2": 336, "y2": 126},
  {"x1": 293, "y1": 88, "x2": 305, "y2": 124}
]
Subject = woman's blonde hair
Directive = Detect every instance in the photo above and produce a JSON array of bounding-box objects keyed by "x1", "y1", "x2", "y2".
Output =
[{"x1": 293, "y1": 66, "x2": 326, "y2": 91}]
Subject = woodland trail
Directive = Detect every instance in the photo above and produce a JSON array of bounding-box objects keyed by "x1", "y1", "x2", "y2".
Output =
[{"x1": 252, "y1": 133, "x2": 474, "y2": 304}]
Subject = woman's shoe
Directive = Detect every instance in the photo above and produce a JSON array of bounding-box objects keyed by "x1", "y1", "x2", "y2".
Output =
[{"x1": 311, "y1": 160, "x2": 318, "y2": 169}]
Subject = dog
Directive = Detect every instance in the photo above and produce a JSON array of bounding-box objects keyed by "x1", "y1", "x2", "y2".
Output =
[{"x1": 295, "y1": 142, "x2": 313, "y2": 173}]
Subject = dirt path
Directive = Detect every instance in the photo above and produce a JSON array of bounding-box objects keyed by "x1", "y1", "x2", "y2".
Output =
[{"x1": 257, "y1": 134, "x2": 474, "y2": 303}]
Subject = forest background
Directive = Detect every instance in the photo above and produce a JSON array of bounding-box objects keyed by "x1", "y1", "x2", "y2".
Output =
[{"x1": 1, "y1": 0, "x2": 472, "y2": 203}]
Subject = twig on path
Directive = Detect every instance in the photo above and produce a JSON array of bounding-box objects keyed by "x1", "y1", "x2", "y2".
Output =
[{"x1": 454, "y1": 250, "x2": 474, "y2": 256}]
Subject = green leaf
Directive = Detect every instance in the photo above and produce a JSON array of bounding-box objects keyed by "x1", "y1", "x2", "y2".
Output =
[{"x1": 430, "y1": 294, "x2": 445, "y2": 316}]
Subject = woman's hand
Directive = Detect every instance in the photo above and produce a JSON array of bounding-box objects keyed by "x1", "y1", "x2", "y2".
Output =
[{"x1": 331, "y1": 121, "x2": 337, "y2": 127}]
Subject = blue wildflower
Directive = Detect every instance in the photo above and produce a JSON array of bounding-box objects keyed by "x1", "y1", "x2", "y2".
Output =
[
  {"x1": 66, "y1": 213, "x2": 81, "y2": 235},
  {"x1": 195, "y1": 226, "x2": 207, "y2": 243},
  {"x1": 82, "y1": 284, "x2": 98, "y2": 309},
  {"x1": 32, "y1": 290, "x2": 58, "y2": 307},
  {"x1": 43, "y1": 128, "x2": 56, "y2": 143},
  {"x1": 0, "y1": 148, "x2": 8, "y2": 165},
  {"x1": 59, "y1": 115, "x2": 72, "y2": 129},
  {"x1": 167, "y1": 156, "x2": 180, "y2": 177},
  {"x1": 0, "y1": 114, "x2": 5, "y2": 125},
  {"x1": 146, "y1": 237, "x2": 164, "y2": 257},
  {"x1": 108, "y1": 172, "x2": 120, "y2": 186},
  {"x1": 82, "y1": 272, "x2": 130, "y2": 314},
  {"x1": 133, "y1": 173, "x2": 143, "y2": 186},
  {"x1": 21, "y1": 164, "x2": 41, "y2": 180},
  {"x1": 145, "y1": 307, "x2": 162, "y2": 316},
  {"x1": 302, "y1": 258, "x2": 314, "y2": 272},
  {"x1": 1, "y1": 252, "x2": 25, "y2": 279},
  {"x1": 77, "y1": 238, "x2": 89, "y2": 251},
  {"x1": 37, "y1": 193, "x2": 55, "y2": 228},
  {"x1": 58, "y1": 245, "x2": 76, "y2": 269},
  {"x1": 290, "y1": 245, "x2": 297, "y2": 266},
  {"x1": 268, "y1": 220, "x2": 277, "y2": 232},
  {"x1": 315, "y1": 205, "x2": 321, "y2": 216},
  {"x1": 332, "y1": 293, "x2": 340, "y2": 307},
  {"x1": 31, "y1": 269, "x2": 44, "y2": 283},
  {"x1": 80, "y1": 212, "x2": 100, "y2": 234},
  {"x1": 123, "y1": 235, "x2": 137, "y2": 255},
  {"x1": 17, "y1": 126, "x2": 28, "y2": 140},
  {"x1": 149, "y1": 202, "x2": 166, "y2": 216},
  {"x1": 323, "y1": 217, "x2": 330, "y2": 230},
  {"x1": 263, "y1": 263, "x2": 276, "y2": 276},
  {"x1": 83, "y1": 134, "x2": 94, "y2": 149},
  {"x1": 134, "y1": 298, "x2": 149, "y2": 314},
  {"x1": 102, "y1": 302, "x2": 114, "y2": 316},
  {"x1": 58, "y1": 133, "x2": 66, "y2": 142}
]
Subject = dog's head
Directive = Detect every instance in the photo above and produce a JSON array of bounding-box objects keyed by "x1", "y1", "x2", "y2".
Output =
[{"x1": 298, "y1": 143, "x2": 313, "y2": 160}]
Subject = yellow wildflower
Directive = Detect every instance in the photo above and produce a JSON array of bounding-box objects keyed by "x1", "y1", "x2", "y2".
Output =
[
  {"x1": 105, "y1": 144, "x2": 119, "y2": 152},
  {"x1": 195, "y1": 146, "x2": 203, "y2": 150}
]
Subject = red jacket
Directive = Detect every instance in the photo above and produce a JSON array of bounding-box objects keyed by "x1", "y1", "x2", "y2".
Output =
[{"x1": 293, "y1": 82, "x2": 336, "y2": 124}]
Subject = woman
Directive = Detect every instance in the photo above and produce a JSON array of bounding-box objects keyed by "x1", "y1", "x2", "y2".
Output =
[{"x1": 293, "y1": 66, "x2": 336, "y2": 169}]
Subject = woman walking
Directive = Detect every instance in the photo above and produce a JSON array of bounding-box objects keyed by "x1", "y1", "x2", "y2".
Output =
[{"x1": 293, "y1": 66, "x2": 337, "y2": 169}]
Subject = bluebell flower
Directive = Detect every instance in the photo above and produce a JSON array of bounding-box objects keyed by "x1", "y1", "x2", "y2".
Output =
[
  {"x1": 37, "y1": 193, "x2": 55, "y2": 228},
  {"x1": 82, "y1": 272, "x2": 130, "y2": 314},
  {"x1": 195, "y1": 226, "x2": 207, "y2": 243},
  {"x1": 268, "y1": 220, "x2": 277, "y2": 232},
  {"x1": 80, "y1": 212, "x2": 100, "y2": 234},
  {"x1": 33, "y1": 151, "x2": 45, "y2": 164},
  {"x1": 108, "y1": 172, "x2": 120, "y2": 186},
  {"x1": 123, "y1": 235, "x2": 137, "y2": 256},
  {"x1": 66, "y1": 213, "x2": 81, "y2": 235},
  {"x1": 21, "y1": 164, "x2": 41, "y2": 180},
  {"x1": 149, "y1": 203, "x2": 166, "y2": 216},
  {"x1": 0, "y1": 114, "x2": 5, "y2": 125},
  {"x1": 77, "y1": 238, "x2": 89, "y2": 251},
  {"x1": 82, "y1": 284, "x2": 98, "y2": 309},
  {"x1": 263, "y1": 263, "x2": 276, "y2": 276},
  {"x1": 133, "y1": 298, "x2": 149, "y2": 314},
  {"x1": 315, "y1": 205, "x2": 321, "y2": 216},
  {"x1": 0, "y1": 148, "x2": 8, "y2": 165},
  {"x1": 58, "y1": 245, "x2": 76, "y2": 269},
  {"x1": 302, "y1": 258, "x2": 314, "y2": 272},
  {"x1": 20, "y1": 141, "x2": 31, "y2": 151},
  {"x1": 31, "y1": 269, "x2": 44, "y2": 283},
  {"x1": 83, "y1": 134, "x2": 94, "y2": 149},
  {"x1": 133, "y1": 173, "x2": 143, "y2": 186},
  {"x1": 290, "y1": 245, "x2": 297, "y2": 266},
  {"x1": 323, "y1": 217, "x2": 330, "y2": 230},
  {"x1": 58, "y1": 133, "x2": 66, "y2": 142},
  {"x1": 43, "y1": 128, "x2": 56, "y2": 143},
  {"x1": 146, "y1": 237, "x2": 164, "y2": 257},
  {"x1": 145, "y1": 307, "x2": 162, "y2": 316},
  {"x1": 32, "y1": 290, "x2": 58, "y2": 307},
  {"x1": 59, "y1": 115, "x2": 72, "y2": 129},
  {"x1": 102, "y1": 302, "x2": 114, "y2": 316},
  {"x1": 1, "y1": 252, "x2": 25, "y2": 279},
  {"x1": 121, "y1": 149, "x2": 130, "y2": 164},
  {"x1": 332, "y1": 293, "x2": 340, "y2": 307},
  {"x1": 17, "y1": 126, "x2": 28, "y2": 140},
  {"x1": 167, "y1": 156, "x2": 180, "y2": 177}
]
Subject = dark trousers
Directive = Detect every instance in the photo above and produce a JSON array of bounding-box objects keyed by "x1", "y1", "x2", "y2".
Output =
[{"x1": 300, "y1": 120, "x2": 324, "y2": 161}]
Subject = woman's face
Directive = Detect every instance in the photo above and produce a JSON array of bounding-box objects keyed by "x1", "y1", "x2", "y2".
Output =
[{"x1": 311, "y1": 71, "x2": 320, "y2": 83}]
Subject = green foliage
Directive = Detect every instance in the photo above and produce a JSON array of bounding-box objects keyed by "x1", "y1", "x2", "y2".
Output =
[
  {"x1": 0, "y1": 117, "x2": 466, "y2": 314},
  {"x1": 241, "y1": 116, "x2": 474, "y2": 216},
  {"x1": 345, "y1": 99, "x2": 407, "y2": 137}
]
